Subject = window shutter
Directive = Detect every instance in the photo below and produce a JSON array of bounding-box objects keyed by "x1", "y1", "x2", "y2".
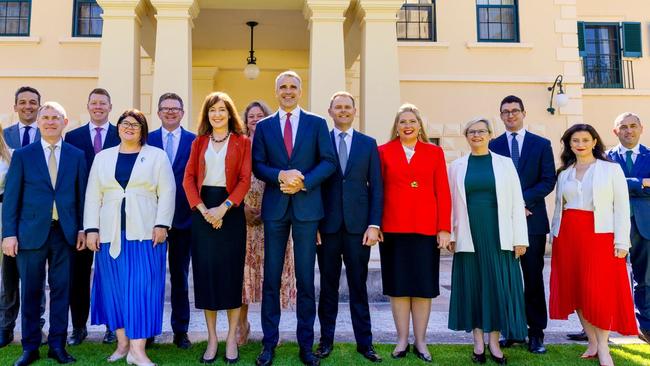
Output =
[
  {"x1": 577, "y1": 21, "x2": 586, "y2": 56},
  {"x1": 622, "y1": 22, "x2": 642, "y2": 57}
]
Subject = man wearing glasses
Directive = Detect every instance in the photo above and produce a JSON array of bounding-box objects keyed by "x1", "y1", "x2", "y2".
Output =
[
  {"x1": 489, "y1": 95, "x2": 556, "y2": 354},
  {"x1": 64, "y1": 88, "x2": 120, "y2": 346},
  {"x1": 147, "y1": 93, "x2": 196, "y2": 349}
]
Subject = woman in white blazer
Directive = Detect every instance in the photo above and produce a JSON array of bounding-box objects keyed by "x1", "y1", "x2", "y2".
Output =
[
  {"x1": 549, "y1": 123, "x2": 636, "y2": 366},
  {"x1": 447, "y1": 118, "x2": 528, "y2": 365},
  {"x1": 85, "y1": 109, "x2": 175, "y2": 366}
]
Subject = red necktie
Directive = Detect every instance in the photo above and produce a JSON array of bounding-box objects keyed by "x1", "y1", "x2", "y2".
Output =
[{"x1": 284, "y1": 112, "x2": 293, "y2": 158}]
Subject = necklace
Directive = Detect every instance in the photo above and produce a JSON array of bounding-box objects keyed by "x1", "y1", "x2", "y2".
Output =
[{"x1": 210, "y1": 131, "x2": 230, "y2": 143}]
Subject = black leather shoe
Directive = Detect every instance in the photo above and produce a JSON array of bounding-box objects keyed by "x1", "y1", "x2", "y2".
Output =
[
  {"x1": 47, "y1": 348, "x2": 76, "y2": 364},
  {"x1": 67, "y1": 327, "x2": 88, "y2": 346},
  {"x1": 528, "y1": 336, "x2": 546, "y2": 354},
  {"x1": 639, "y1": 328, "x2": 650, "y2": 345},
  {"x1": 498, "y1": 336, "x2": 524, "y2": 348},
  {"x1": 103, "y1": 329, "x2": 116, "y2": 344},
  {"x1": 256, "y1": 348, "x2": 275, "y2": 366},
  {"x1": 566, "y1": 330, "x2": 588, "y2": 341},
  {"x1": 357, "y1": 345, "x2": 382, "y2": 363},
  {"x1": 488, "y1": 345, "x2": 507, "y2": 365},
  {"x1": 172, "y1": 332, "x2": 191, "y2": 349},
  {"x1": 299, "y1": 350, "x2": 320, "y2": 366},
  {"x1": 391, "y1": 344, "x2": 409, "y2": 359},
  {"x1": 13, "y1": 350, "x2": 40, "y2": 366},
  {"x1": 0, "y1": 330, "x2": 14, "y2": 348},
  {"x1": 413, "y1": 345, "x2": 432, "y2": 363},
  {"x1": 471, "y1": 351, "x2": 486, "y2": 364},
  {"x1": 314, "y1": 343, "x2": 333, "y2": 359}
]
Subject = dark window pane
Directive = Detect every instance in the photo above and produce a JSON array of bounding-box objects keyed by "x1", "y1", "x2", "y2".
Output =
[
  {"x1": 489, "y1": 23, "x2": 502, "y2": 39},
  {"x1": 407, "y1": 22, "x2": 419, "y2": 38},
  {"x1": 479, "y1": 23, "x2": 488, "y2": 39},
  {"x1": 407, "y1": 8, "x2": 418, "y2": 21},
  {"x1": 19, "y1": 18, "x2": 26, "y2": 33},
  {"x1": 478, "y1": 8, "x2": 487, "y2": 22},
  {"x1": 91, "y1": 19, "x2": 102, "y2": 34},
  {"x1": 398, "y1": 9, "x2": 406, "y2": 21},
  {"x1": 420, "y1": 22, "x2": 430, "y2": 38},
  {"x1": 488, "y1": 8, "x2": 501, "y2": 22},
  {"x1": 0, "y1": 4, "x2": 5, "y2": 17},
  {"x1": 80, "y1": 3, "x2": 90, "y2": 18},
  {"x1": 477, "y1": 0, "x2": 488, "y2": 4},
  {"x1": 502, "y1": 23, "x2": 513, "y2": 39},
  {"x1": 7, "y1": 3, "x2": 19, "y2": 17},
  {"x1": 501, "y1": 8, "x2": 513, "y2": 23},
  {"x1": 6, "y1": 18, "x2": 18, "y2": 33},
  {"x1": 79, "y1": 20, "x2": 89, "y2": 35},
  {"x1": 397, "y1": 22, "x2": 406, "y2": 38},
  {"x1": 0, "y1": 19, "x2": 5, "y2": 33},
  {"x1": 419, "y1": 8, "x2": 428, "y2": 21},
  {"x1": 91, "y1": 4, "x2": 102, "y2": 17},
  {"x1": 20, "y1": 2, "x2": 28, "y2": 17}
]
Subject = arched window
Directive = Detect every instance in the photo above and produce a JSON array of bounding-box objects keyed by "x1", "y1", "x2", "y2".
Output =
[{"x1": 397, "y1": 0, "x2": 435, "y2": 41}]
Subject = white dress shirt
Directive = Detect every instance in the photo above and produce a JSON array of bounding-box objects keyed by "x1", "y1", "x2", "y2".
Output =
[
  {"x1": 41, "y1": 138, "x2": 62, "y2": 169},
  {"x1": 333, "y1": 126, "x2": 353, "y2": 157},
  {"x1": 615, "y1": 143, "x2": 640, "y2": 164},
  {"x1": 506, "y1": 128, "x2": 526, "y2": 155},
  {"x1": 562, "y1": 164, "x2": 596, "y2": 211},
  {"x1": 19, "y1": 121, "x2": 38, "y2": 144},
  {"x1": 88, "y1": 121, "x2": 110, "y2": 147},
  {"x1": 162, "y1": 126, "x2": 182, "y2": 163},
  {"x1": 203, "y1": 137, "x2": 228, "y2": 187},
  {"x1": 402, "y1": 144, "x2": 416, "y2": 163},
  {"x1": 278, "y1": 107, "x2": 300, "y2": 146}
]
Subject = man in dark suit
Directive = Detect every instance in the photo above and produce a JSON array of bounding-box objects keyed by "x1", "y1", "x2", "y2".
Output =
[
  {"x1": 313, "y1": 92, "x2": 383, "y2": 363},
  {"x1": 63, "y1": 88, "x2": 120, "y2": 346},
  {"x1": 607, "y1": 112, "x2": 650, "y2": 344},
  {"x1": 148, "y1": 92, "x2": 196, "y2": 349},
  {"x1": 0, "y1": 86, "x2": 45, "y2": 349},
  {"x1": 2, "y1": 102, "x2": 87, "y2": 365},
  {"x1": 489, "y1": 95, "x2": 556, "y2": 354},
  {"x1": 253, "y1": 71, "x2": 336, "y2": 366}
]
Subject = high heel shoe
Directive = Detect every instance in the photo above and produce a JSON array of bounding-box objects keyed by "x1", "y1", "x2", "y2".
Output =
[
  {"x1": 199, "y1": 347, "x2": 218, "y2": 364},
  {"x1": 487, "y1": 344, "x2": 507, "y2": 365},
  {"x1": 224, "y1": 348, "x2": 240, "y2": 364},
  {"x1": 412, "y1": 345, "x2": 432, "y2": 363},
  {"x1": 471, "y1": 350, "x2": 486, "y2": 364},
  {"x1": 107, "y1": 350, "x2": 128, "y2": 363},
  {"x1": 580, "y1": 351, "x2": 598, "y2": 359},
  {"x1": 391, "y1": 344, "x2": 410, "y2": 359},
  {"x1": 126, "y1": 353, "x2": 157, "y2": 366}
]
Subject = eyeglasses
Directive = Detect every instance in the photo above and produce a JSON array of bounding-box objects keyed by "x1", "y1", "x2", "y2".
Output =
[
  {"x1": 500, "y1": 109, "x2": 522, "y2": 117},
  {"x1": 159, "y1": 107, "x2": 183, "y2": 113},
  {"x1": 466, "y1": 129, "x2": 490, "y2": 136},
  {"x1": 119, "y1": 122, "x2": 142, "y2": 130}
]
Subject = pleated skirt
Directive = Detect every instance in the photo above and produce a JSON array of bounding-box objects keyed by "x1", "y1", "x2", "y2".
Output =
[
  {"x1": 90, "y1": 231, "x2": 167, "y2": 339},
  {"x1": 550, "y1": 209, "x2": 637, "y2": 335}
]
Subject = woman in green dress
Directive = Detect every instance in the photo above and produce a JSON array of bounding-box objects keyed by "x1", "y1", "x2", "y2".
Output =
[{"x1": 447, "y1": 117, "x2": 528, "y2": 365}]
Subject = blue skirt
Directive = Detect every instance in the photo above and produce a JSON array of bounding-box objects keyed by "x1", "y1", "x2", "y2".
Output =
[{"x1": 90, "y1": 231, "x2": 167, "y2": 339}]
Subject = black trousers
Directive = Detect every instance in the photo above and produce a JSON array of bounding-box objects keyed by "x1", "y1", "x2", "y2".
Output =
[
  {"x1": 520, "y1": 234, "x2": 548, "y2": 338},
  {"x1": 69, "y1": 248, "x2": 94, "y2": 329},
  {"x1": 168, "y1": 227, "x2": 192, "y2": 334},
  {"x1": 317, "y1": 228, "x2": 372, "y2": 348}
]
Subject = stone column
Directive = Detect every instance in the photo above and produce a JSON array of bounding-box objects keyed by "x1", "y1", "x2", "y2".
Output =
[
  {"x1": 357, "y1": 0, "x2": 403, "y2": 142},
  {"x1": 303, "y1": 0, "x2": 350, "y2": 119},
  {"x1": 97, "y1": 0, "x2": 145, "y2": 119},
  {"x1": 149, "y1": 0, "x2": 199, "y2": 129},
  {"x1": 191, "y1": 66, "x2": 218, "y2": 132}
]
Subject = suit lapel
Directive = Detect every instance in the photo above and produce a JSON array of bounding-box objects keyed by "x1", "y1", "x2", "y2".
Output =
[
  {"x1": 31, "y1": 143, "x2": 54, "y2": 190},
  {"x1": 292, "y1": 110, "x2": 308, "y2": 159},
  {"x1": 517, "y1": 133, "x2": 532, "y2": 171},
  {"x1": 343, "y1": 131, "x2": 360, "y2": 176},
  {"x1": 55, "y1": 143, "x2": 71, "y2": 191},
  {"x1": 105, "y1": 124, "x2": 120, "y2": 148},
  {"x1": 268, "y1": 113, "x2": 289, "y2": 161},
  {"x1": 492, "y1": 134, "x2": 510, "y2": 157},
  {"x1": 632, "y1": 145, "x2": 650, "y2": 176},
  {"x1": 329, "y1": 130, "x2": 342, "y2": 176}
]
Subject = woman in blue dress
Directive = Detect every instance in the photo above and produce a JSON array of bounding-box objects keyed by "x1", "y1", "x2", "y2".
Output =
[{"x1": 85, "y1": 109, "x2": 175, "y2": 366}]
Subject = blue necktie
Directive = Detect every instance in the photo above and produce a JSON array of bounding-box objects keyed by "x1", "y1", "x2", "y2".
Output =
[
  {"x1": 165, "y1": 132, "x2": 174, "y2": 163},
  {"x1": 21, "y1": 125, "x2": 31, "y2": 147},
  {"x1": 338, "y1": 132, "x2": 348, "y2": 173},
  {"x1": 511, "y1": 132, "x2": 520, "y2": 168}
]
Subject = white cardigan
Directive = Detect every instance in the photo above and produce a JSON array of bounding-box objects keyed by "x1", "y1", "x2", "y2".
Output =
[
  {"x1": 84, "y1": 145, "x2": 176, "y2": 258},
  {"x1": 551, "y1": 159, "x2": 630, "y2": 250},
  {"x1": 449, "y1": 152, "x2": 529, "y2": 252}
]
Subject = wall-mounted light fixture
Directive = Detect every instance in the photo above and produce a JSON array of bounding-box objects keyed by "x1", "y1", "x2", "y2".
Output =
[
  {"x1": 244, "y1": 21, "x2": 260, "y2": 80},
  {"x1": 547, "y1": 74, "x2": 569, "y2": 115}
]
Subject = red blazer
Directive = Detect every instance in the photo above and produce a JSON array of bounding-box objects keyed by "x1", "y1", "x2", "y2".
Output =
[
  {"x1": 183, "y1": 133, "x2": 251, "y2": 209},
  {"x1": 378, "y1": 139, "x2": 451, "y2": 235}
]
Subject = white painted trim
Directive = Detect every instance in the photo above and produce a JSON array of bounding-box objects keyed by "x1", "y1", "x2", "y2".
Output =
[
  {"x1": 582, "y1": 89, "x2": 650, "y2": 96},
  {"x1": 398, "y1": 41, "x2": 450, "y2": 49},
  {"x1": 465, "y1": 42, "x2": 534, "y2": 49},
  {"x1": 400, "y1": 74, "x2": 583, "y2": 84},
  {"x1": 58, "y1": 37, "x2": 102, "y2": 45},
  {"x1": 0, "y1": 36, "x2": 40, "y2": 45},
  {"x1": 0, "y1": 70, "x2": 98, "y2": 78}
]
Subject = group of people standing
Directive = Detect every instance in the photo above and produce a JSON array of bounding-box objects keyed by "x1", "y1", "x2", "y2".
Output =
[{"x1": 0, "y1": 70, "x2": 647, "y2": 366}]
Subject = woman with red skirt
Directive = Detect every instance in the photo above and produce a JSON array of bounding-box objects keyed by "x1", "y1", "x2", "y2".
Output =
[{"x1": 550, "y1": 123, "x2": 636, "y2": 366}]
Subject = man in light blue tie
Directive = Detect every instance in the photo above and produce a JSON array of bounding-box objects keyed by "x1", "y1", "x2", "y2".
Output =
[{"x1": 147, "y1": 93, "x2": 196, "y2": 349}]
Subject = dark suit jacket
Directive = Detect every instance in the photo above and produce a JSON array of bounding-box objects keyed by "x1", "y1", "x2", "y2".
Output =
[
  {"x1": 2, "y1": 141, "x2": 87, "y2": 248},
  {"x1": 607, "y1": 145, "x2": 650, "y2": 239},
  {"x1": 489, "y1": 131, "x2": 556, "y2": 235},
  {"x1": 3, "y1": 123, "x2": 41, "y2": 149},
  {"x1": 252, "y1": 109, "x2": 336, "y2": 221},
  {"x1": 64, "y1": 123, "x2": 120, "y2": 177},
  {"x1": 149, "y1": 127, "x2": 196, "y2": 229},
  {"x1": 320, "y1": 130, "x2": 383, "y2": 234}
]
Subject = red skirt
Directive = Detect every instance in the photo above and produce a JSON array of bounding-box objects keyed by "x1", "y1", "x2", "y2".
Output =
[{"x1": 549, "y1": 209, "x2": 637, "y2": 335}]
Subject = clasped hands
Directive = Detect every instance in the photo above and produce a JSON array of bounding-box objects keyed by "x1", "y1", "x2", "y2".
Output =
[
  {"x1": 85, "y1": 227, "x2": 167, "y2": 252},
  {"x1": 198, "y1": 202, "x2": 227, "y2": 229},
  {"x1": 279, "y1": 169, "x2": 304, "y2": 195}
]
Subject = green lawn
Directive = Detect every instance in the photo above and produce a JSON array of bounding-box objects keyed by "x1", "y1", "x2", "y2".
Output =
[{"x1": 1, "y1": 342, "x2": 649, "y2": 365}]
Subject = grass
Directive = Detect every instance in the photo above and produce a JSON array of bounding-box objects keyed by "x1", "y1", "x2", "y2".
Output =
[{"x1": 1, "y1": 342, "x2": 649, "y2": 365}]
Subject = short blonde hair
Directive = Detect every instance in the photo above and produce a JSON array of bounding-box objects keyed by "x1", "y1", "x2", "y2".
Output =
[
  {"x1": 463, "y1": 117, "x2": 493, "y2": 136},
  {"x1": 37, "y1": 101, "x2": 67, "y2": 119},
  {"x1": 613, "y1": 112, "x2": 642, "y2": 127},
  {"x1": 390, "y1": 103, "x2": 429, "y2": 142}
]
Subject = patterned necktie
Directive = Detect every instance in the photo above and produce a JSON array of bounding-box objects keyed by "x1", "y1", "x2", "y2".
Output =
[
  {"x1": 284, "y1": 113, "x2": 293, "y2": 158},
  {"x1": 338, "y1": 132, "x2": 348, "y2": 173},
  {"x1": 48, "y1": 145, "x2": 59, "y2": 220},
  {"x1": 93, "y1": 127, "x2": 103, "y2": 154},
  {"x1": 22, "y1": 125, "x2": 31, "y2": 147},
  {"x1": 165, "y1": 131, "x2": 174, "y2": 163},
  {"x1": 625, "y1": 150, "x2": 634, "y2": 174},
  {"x1": 511, "y1": 132, "x2": 520, "y2": 168}
]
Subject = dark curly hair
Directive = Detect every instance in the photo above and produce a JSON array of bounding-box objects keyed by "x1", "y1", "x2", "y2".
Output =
[{"x1": 557, "y1": 123, "x2": 610, "y2": 174}]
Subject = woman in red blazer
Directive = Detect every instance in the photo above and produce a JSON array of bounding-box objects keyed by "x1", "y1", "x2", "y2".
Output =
[
  {"x1": 183, "y1": 92, "x2": 251, "y2": 364},
  {"x1": 378, "y1": 103, "x2": 452, "y2": 362}
]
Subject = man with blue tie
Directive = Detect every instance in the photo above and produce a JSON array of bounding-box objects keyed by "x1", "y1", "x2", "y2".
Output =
[
  {"x1": 148, "y1": 92, "x2": 196, "y2": 349},
  {"x1": 489, "y1": 95, "x2": 556, "y2": 354},
  {"x1": 2, "y1": 102, "x2": 87, "y2": 365},
  {"x1": 64, "y1": 88, "x2": 120, "y2": 346},
  {"x1": 314, "y1": 92, "x2": 383, "y2": 363},
  {"x1": 607, "y1": 112, "x2": 650, "y2": 344},
  {"x1": 253, "y1": 71, "x2": 336, "y2": 366},
  {"x1": 0, "y1": 86, "x2": 45, "y2": 348}
]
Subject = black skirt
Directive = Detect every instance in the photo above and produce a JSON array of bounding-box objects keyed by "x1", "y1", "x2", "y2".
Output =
[
  {"x1": 379, "y1": 233, "x2": 440, "y2": 298},
  {"x1": 191, "y1": 186, "x2": 246, "y2": 310}
]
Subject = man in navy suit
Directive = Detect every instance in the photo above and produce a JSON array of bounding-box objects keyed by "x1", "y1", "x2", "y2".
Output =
[
  {"x1": 253, "y1": 71, "x2": 336, "y2": 366},
  {"x1": 489, "y1": 95, "x2": 556, "y2": 354},
  {"x1": 148, "y1": 92, "x2": 196, "y2": 349},
  {"x1": 313, "y1": 92, "x2": 383, "y2": 363},
  {"x1": 2, "y1": 102, "x2": 87, "y2": 365},
  {"x1": 607, "y1": 112, "x2": 650, "y2": 344},
  {"x1": 0, "y1": 86, "x2": 45, "y2": 348},
  {"x1": 63, "y1": 88, "x2": 120, "y2": 346}
]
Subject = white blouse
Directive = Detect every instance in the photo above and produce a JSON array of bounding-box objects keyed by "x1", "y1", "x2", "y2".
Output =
[
  {"x1": 402, "y1": 144, "x2": 416, "y2": 163},
  {"x1": 562, "y1": 164, "x2": 596, "y2": 211},
  {"x1": 203, "y1": 138, "x2": 228, "y2": 187}
]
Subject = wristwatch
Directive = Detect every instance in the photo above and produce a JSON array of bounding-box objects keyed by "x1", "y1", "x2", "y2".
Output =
[{"x1": 224, "y1": 200, "x2": 233, "y2": 209}]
